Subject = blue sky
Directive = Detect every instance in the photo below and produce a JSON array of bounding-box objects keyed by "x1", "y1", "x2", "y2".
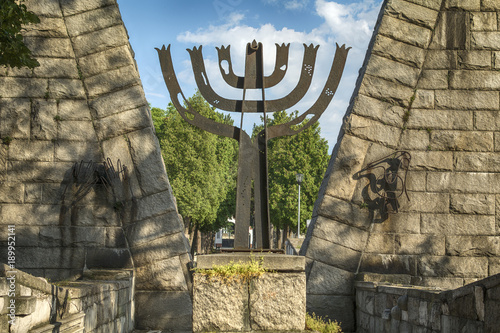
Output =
[{"x1": 117, "y1": 0, "x2": 383, "y2": 150}]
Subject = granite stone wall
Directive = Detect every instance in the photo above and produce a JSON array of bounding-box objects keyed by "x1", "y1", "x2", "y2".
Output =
[
  {"x1": 0, "y1": 0, "x2": 192, "y2": 330},
  {"x1": 301, "y1": 0, "x2": 500, "y2": 331},
  {"x1": 355, "y1": 273, "x2": 500, "y2": 333}
]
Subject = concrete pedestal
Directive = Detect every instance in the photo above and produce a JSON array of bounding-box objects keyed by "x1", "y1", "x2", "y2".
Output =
[{"x1": 193, "y1": 253, "x2": 306, "y2": 332}]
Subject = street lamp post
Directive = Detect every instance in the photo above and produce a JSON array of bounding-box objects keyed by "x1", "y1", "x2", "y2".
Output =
[{"x1": 296, "y1": 173, "x2": 303, "y2": 238}]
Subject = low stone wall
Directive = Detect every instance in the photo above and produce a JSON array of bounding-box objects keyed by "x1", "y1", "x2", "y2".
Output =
[
  {"x1": 193, "y1": 253, "x2": 306, "y2": 332},
  {"x1": 355, "y1": 273, "x2": 500, "y2": 333},
  {"x1": 0, "y1": 265, "x2": 134, "y2": 333}
]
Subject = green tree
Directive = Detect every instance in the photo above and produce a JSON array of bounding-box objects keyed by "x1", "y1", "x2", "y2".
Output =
[
  {"x1": 253, "y1": 110, "x2": 329, "y2": 244},
  {"x1": 151, "y1": 92, "x2": 238, "y2": 251},
  {"x1": 0, "y1": 0, "x2": 40, "y2": 69}
]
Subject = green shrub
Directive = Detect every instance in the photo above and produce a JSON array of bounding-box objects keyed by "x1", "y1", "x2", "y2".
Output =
[{"x1": 305, "y1": 312, "x2": 342, "y2": 333}]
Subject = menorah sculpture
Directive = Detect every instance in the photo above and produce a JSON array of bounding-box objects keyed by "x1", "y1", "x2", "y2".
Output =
[{"x1": 156, "y1": 40, "x2": 349, "y2": 249}]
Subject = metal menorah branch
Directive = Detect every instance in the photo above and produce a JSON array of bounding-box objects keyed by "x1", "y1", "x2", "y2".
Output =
[{"x1": 156, "y1": 40, "x2": 350, "y2": 249}]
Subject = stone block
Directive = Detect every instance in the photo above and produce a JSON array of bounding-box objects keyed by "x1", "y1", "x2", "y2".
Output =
[
  {"x1": 58, "y1": 120, "x2": 97, "y2": 141},
  {"x1": 306, "y1": 295, "x2": 355, "y2": 332},
  {"x1": 482, "y1": 0, "x2": 500, "y2": 10},
  {"x1": 16, "y1": 247, "x2": 84, "y2": 269},
  {"x1": 317, "y1": 196, "x2": 371, "y2": 230},
  {"x1": 364, "y1": 233, "x2": 394, "y2": 254},
  {"x1": 134, "y1": 190, "x2": 178, "y2": 222},
  {"x1": 127, "y1": 127, "x2": 170, "y2": 195},
  {"x1": 9, "y1": 139, "x2": 52, "y2": 161},
  {"x1": 457, "y1": 50, "x2": 491, "y2": 69},
  {"x1": 417, "y1": 256, "x2": 488, "y2": 278},
  {"x1": 305, "y1": 236, "x2": 361, "y2": 272},
  {"x1": 24, "y1": 37, "x2": 74, "y2": 58},
  {"x1": 422, "y1": 213, "x2": 496, "y2": 235},
  {"x1": 354, "y1": 94, "x2": 405, "y2": 127},
  {"x1": 471, "y1": 32, "x2": 500, "y2": 50},
  {"x1": 359, "y1": 74, "x2": 414, "y2": 108},
  {"x1": 130, "y1": 232, "x2": 188, "y2": 267},
  {"x1": 7, "y1": 161, "x2": 73, "y2": 183},
  {"x1": 59, "y1": 0, "x2": 116, "y2": 16},
  {"x1": 30, "y1": 99, "x2": 58, "y2": 140},
  {"x1": 86, "y1": 248, "x2": 132, "y2": 269},
  {"x1": 435, "y1": 90, "x2": 498, "y2": 110},
  {"x1": 135, "y1": 291, "x2": 192, "y2": 331},
  {"x1": 25, "y1": 0, "x2": 62, "y2": 17},
  {"x1": 411, "y1": 276, "x2": 464, "y2": 289},
  {"x1": 85, "y1": 65, "x2": 141, "y2": 98},
  {"x1": 399, "y1": 129, "x2": 430, "y2": 150},
  {"x1": 250, "y1": 273, "x2": 306, "y2": 331},
  {"x1": 496, "y1": 133, "x2": 500, "y2": 152},
  {"x1": 58, "y1": 99, "x2": 92, "y2": 121},
  {"x1": 450, "y1": 193, "x2": 495, "y2": 214},
  {"x1": 395, "y1": 234, "x2": 445, "y2": 255},
  {"x1": 400, "y1": 191, "x2": 449, "y2": 213},
  {"x1": 55, "y1": 141, "x2": 102, "y2": 162},
  {"x1": 0, "y1": 77, "x2": 47, "y2": 98},
  {"x1": 407, "y1": 109, "x2": 472, "y2": 130},
  {"x1": 325, "y1": 134, "x2": 370, "y2": 201},
  {"x1": 346, "y1": 114, "x2": 401, "y2": 148},
  {"x1": 359, "y1": 254, "x2": 416, "y2": 275},
  {"x1": 101, "y1": 136, "x2": 141, "y2": 198},
  {"x1": 123, "y1": 211, "x2": 183, "y2": 247},
  {"x1": 446, "y1": 0, "x2": 480, "y2": 10},
  {"x1": 72, "y1": 25, "x2": 129, "y2": 58},
  {"x1": 471, "y1": 12, "x2": 497, "y2": 31},
  {"x1": 0, "y1": 182, "x2": 24, "y2": 203},
  {"x1": 484, "y1": 299, "x2": 500, "y2": 332},
  {"x1": 476, "y1": 111, "x2": 500, "y2": 131},
  {"x1": 373, "y1": 35, "x2": 426, "y2": 68},
  {"x1": 0, "y1": 225, "x2": 39, "y2": 247},
  {"x1": 379, "y1": 15, "x2": 433, "y2": 48},
  {"x1": 371, "y1": 213, "x2": 421, "y2": 234},
  {"x1": 311, "y1": 217, "x2": 368, "y2": 251},
  {"x1": 33, "y1": 58, "x2": 79, "y2": 79},
  {"x1": 427, "y1": 172, "x2": 500, "y2": 193},
  {"x1": 23, "y1": 17, "x2": 67, "y2": 37},
  {"x1": 430, "y1": 130, "x2": 493, "y2": 152},
  {"x1": 79, "y1": 45, "x2": 134, "y2": 78},
  {"x1": 48, "y1": 79, "x2": 86, "y2": 99},
  {"x1": 386, "y1": 0, "x2": 439, "y2": 29},
  {"x1": 307, "y1": 260, "x2": 354, "y2": 295},
  {"x1": 64, "y1": 205, "x2": 120, "y2": 227},
  {"x1": 409, "y1": 151, "x2": 453, "y2": 171},
  {"x1": 95, "y1": 107, "x2": 151, "y2": 140},
  {"x1": 0, "y1": 98, "x2": 31, "y2": 138},
  {"x1": 105, "y1": 227, "x2": 127, "y2": 247},
  {"x1": 424, "y1": 50, "x2": 455, "y2": 69},
  {"x1": 406, "y1": 171, "x2": 426, "y2": 191},
  {"x1": 65, "y1": 5, "x2": 122, "y2": 37},
  {"x1": 417, "y1": 69, "x2": 448, "y2": 89},
  {"x1": 446, "y1": 236, "x2": 500, "y2": 257},
  {"x1": 450, "y1": 70, "x2": 500, "y2": 89},
  {"x1": 0, "y1": 204, "x2": 61, "y2": 225},
  {"x1": 412, "y1": 89, "x2": 434, "y2": 109},
  {"x1": 89, "y1": 85, "x2": 147, "y2": 119},
  {"x1": 365, "y1": 54, "x2": 420, "y2": 87},
  {"x1": 135, "y1": 256, "x2": 188, "y2": 291},
  {"x1": 192, "y1": 274, "x2": 247, "y2": 332}
]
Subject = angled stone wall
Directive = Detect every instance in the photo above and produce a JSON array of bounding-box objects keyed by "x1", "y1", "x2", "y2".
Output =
[
  {"x1": 301, "y1": 0, "x2": 500, "y2": 331},
  {"x1": 0, "y1": 0, "x2": 192, "y2": 330}
]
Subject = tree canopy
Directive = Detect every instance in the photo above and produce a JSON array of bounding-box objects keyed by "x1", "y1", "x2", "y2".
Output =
[
  {"x1": 0, "y1": 0, "x2": 40, "y2": 69},
  {"x1": 253, "y1": 110, "x2": 330, "y2": 235},
  {"x1": 151, "y1": 91, "x2": 238, "y2": 232}
]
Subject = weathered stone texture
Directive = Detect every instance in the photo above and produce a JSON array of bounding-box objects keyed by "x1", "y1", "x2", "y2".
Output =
[
  {"x1": 365, "y1": 54, "x2": 420, "y2": 87},
  {"x1": 379, "y1": 15, "x2": 433, "y2": 48},
  {"x1": 65, "y1": 5, "x2": 122, "y2": 37}
]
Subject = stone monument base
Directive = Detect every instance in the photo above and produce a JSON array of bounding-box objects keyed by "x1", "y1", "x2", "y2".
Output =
[{"x1": 193, "y1": 253, "x2": 306, "y2": 332}]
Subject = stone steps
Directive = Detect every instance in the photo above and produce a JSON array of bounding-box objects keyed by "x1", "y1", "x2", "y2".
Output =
[{"x1": 29, "y1": 313, "x2": 85, "y2": 333}]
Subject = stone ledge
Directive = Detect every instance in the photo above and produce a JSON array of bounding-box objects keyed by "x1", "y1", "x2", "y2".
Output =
[{"x1": 196, "y1": 253, "x2": 305, "y2": 271}]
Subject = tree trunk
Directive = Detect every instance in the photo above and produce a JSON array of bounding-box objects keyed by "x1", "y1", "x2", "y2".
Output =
[
  {"x1": 276, "y1": 228, "x2": 282, "y2": 249},
  {"x1": 196, "y1": 228, "x2": 202, "y2": 254}
]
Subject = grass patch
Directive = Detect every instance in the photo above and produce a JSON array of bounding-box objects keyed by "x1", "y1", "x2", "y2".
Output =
[
  {"x1": 306, "y1": 312, "x2": 342, "y2": 333},
  {"x1": 193, "y1": 256, "x2": 268, "y2": 284}
]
